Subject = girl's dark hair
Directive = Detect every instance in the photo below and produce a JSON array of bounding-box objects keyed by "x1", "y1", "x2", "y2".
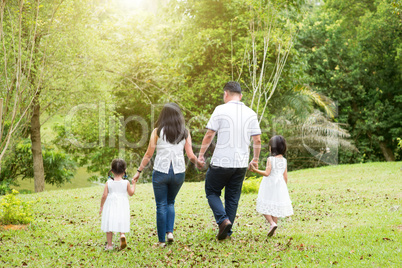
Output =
[
  {"x1": 156, "y1": 103, "x2": 188, "y2": 144},
  {"x1": 269, "y1": 135, "x2": 287, "y2": 156},
  {"x1": 109, "y1": 159, "x2": 126, "y2": 177}
]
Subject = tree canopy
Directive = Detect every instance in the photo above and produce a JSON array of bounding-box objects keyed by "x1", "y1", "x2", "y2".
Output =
[{"x1": 0, "y1": 0, "x2": 400, "y2": 191}]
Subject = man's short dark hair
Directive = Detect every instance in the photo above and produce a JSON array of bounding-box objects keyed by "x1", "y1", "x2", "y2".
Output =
[{"x1": 223, "y1": 81, "x2": 241, "y2": 94}]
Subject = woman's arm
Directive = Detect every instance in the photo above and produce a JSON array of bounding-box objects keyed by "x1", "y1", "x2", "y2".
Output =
[
  {"x1": 99, "y1": 182, "x2": 108, "y2": 215},
  {"x1": 283, "y1": 167, "x2": 288, "y2": 184},
  {"x1": 250, "y1": 158, "x2": 272, "y2": 177},
  {"x1": 184, "y1": 132, "x2": 204, "y2": 168},
  {"x1": 127, "y1": 180, "x2": 137, "y2": 196},
  {"x1": 184, "y1": 132, "x2": 197, "y2": 163},
  {"x1": 133, "y1": 128, "x2": 158, "y2": 181}
]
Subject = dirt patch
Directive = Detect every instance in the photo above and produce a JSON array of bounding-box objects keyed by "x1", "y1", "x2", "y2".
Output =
[{"x1": 1, "y1": 224, "x2": 28, "y2": 230}]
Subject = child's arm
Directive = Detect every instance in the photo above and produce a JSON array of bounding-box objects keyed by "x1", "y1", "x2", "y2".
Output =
[
  {"x1": 283, "y1": 167, "x2": 288, "y2": 184},
  {"x1": 99, "y1": 182, "x2": 108, "y2": 215},
  {"x1": 127, "y1": 179, "x2": 137, "y2": 196},
  {"x1": 250, "y1": 158, "x2": 272, "y2": 177}
]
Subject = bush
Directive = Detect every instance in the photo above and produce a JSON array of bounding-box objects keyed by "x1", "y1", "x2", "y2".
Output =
[
  {"x1": 242, "y1": 176, "x2": 262, "y2": 194},
  {"x1": 0, "y1": 139, "x2": 77, "y2": 187},
  {"x1": 0, "y1": 179, "x2": 13, "y2": 195},
  {"x1": 0, "y1": 189, "x2": 35, "y2": 225}
]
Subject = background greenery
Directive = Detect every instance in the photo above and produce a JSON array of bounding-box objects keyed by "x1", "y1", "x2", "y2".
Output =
[{"x1": 0, "y1": 0, "x2": 401, "y2": 191}]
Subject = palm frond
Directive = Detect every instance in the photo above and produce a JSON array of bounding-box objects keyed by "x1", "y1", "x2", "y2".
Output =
[{"x1": 294, "y1": 85, "x2": 336, "y2": 118}]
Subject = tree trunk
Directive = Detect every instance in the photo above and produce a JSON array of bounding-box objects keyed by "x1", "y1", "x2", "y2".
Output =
[
  {"x1": 379, "y1": 141, "x2": 395, "y2": 162},
  {"x1": 30, "y1": 92, "x2": 45, "y2": 192}
]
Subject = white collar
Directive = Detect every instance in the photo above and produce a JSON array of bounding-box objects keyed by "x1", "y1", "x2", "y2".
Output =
[{"x1": 227, "y1": 100, "x2": 244, "y2": 105}]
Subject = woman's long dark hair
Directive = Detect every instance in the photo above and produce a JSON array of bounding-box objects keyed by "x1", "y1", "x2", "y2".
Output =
[{"x1": 156, "y1": 103, "x2": 188, "y2": 144}]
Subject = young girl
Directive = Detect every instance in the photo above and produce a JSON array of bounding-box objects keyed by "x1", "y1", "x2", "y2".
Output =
[
  {"x1": 100, "y1": 159, "x2": 137, "y2": 250},
  {"x1": 250, "y1": 135, "x2": 293, "y2": 237}
]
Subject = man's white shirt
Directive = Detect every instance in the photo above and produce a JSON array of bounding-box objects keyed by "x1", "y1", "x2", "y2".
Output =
[{"x1": 206, "y1": 101, "x2": 261, "y2": 168}]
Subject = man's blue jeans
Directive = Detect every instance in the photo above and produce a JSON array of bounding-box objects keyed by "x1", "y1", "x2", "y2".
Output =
[
  {"x1": 152, "y1": 165, "x2": 185, "y2": 242},
  {"x1": 205, "y1": 165, "x2": 247, "y2": 235}
]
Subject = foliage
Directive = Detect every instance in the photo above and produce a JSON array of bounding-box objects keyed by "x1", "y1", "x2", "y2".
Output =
[
  {"x1": 0, "y1": 162, "x2": 400, "y2": 266},
  {"x1": 0, "y1": 190, "x2": 35, "y2": 225},
  {"x1": 297, "y1": 0, "x2": 402, "y2": 162},
  {"x1": 241, "y1": 175, "x2": 262, "y2": 194},
  {"x1": 0, "y1": 139, "x2": 77, "y2": 187},
  {"x1": 395, "y1": 137, "x2": 402, "y2": 159},
  {"x1": 2, "y1": 0, "x2": 399, "y2": 187},
  {"x1": 0, "y1": 179, "x2": 13, "y2": 196},
  {"x1": 52, "y1": 119, "x2": 120, "y2": 183},
  {"x1": 0, "y1": 0, "x2": 37, "y2": 162}
]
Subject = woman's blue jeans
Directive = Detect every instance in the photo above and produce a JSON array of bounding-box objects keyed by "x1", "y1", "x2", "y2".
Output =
[{"x1": 152, "y1": 165, "x2": 185, "y2": 242}]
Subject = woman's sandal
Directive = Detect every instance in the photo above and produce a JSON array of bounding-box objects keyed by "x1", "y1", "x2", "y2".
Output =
[
  {"x1": 167, "y1": 232, "x2": 174, "y2": 243},
  {"x1": 120, "y1": 236, "x2": 127, "y2": 250}
]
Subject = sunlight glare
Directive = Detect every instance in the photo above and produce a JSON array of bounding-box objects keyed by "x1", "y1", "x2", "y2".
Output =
[{"x1": 118, "y1": 0, "x2": 145, "y2": 9}]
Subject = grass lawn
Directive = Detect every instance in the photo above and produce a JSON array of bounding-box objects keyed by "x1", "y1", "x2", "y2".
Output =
[
  {"x1": 1, "y1": 162, "x2": 401, "y2": 267},
  {"x1": 14, "y1": 167, "x2": 97, "y2": 193}
]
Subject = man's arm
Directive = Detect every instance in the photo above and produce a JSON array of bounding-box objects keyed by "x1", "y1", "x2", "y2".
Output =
[
  {"x1": 198, "y1": 129, "x2": 216, "y2": 165},
  {"x1": 249, "y1": 134, "x2": 261, "y2": 169}
]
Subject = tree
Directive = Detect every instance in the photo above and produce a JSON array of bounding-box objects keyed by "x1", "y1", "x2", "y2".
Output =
[
  {"x1": 0, "y1": 138, "x2": 76, "y2": 194},
  {"x1": 297, "y1": 0, "x2": 402, "y2": 162},
  {"x1": 0, "y1": 1, "x2": 44, "y2": 173}
]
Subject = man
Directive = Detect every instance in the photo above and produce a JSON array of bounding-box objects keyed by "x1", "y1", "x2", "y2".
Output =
[{"x1": 198, "y1": 81, "x2": 261, "y2": 240}]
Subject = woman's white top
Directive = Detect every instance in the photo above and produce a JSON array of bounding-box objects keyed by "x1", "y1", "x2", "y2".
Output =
[{"x1": 153, "y1": 128, "x2": 186, "y2": 174}]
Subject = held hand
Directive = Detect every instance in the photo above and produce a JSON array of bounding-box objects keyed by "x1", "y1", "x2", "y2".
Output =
[
  {"x1": 196, "y1": 159, "x2": 205, "y2": 170},
  {"x1": 132, "y1": 172, "x2": 140, "y2": 183},
  {"x1": 248, "y1": 159, "x2": 258, "y2": 171},
  {"x1": 99, "y1": 207, "x2": 103, "y2": 216},
  {"x1": 249, "y1": 163, "x2": 258, "y2": 172},
  {"x1": 197, "y1": 155, "x2": 206, "y2": 170}
]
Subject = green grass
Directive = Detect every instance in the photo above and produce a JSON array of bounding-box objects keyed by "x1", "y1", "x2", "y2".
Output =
[
  {"x1": 1, "y1": 162, "x2": 401, "y2": 267},
  {"x1": 14, "y1": 167, "x2": 97, "y2": 193}
]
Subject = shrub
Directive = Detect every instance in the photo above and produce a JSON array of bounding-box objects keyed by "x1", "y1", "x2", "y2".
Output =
[
  {"x1": 0, "y1": 189, "x2": 35, "y2": 225},
  {"x1": 242, "y1": 176, "x2": 262, "y2": 194},
  {"x1": 0, "y1": 139, "x2": 77, "y2": 187},
  {"x1": 0, "y1": 179, "x2": 13, "y2": 195}
]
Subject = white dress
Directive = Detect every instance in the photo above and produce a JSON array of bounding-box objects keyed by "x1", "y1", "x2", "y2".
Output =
[
  {"x1": 256, "y1": 157, "x2": 293, "y2": 217},
  {"x1": 101, "y1": 179, "x2": 130, "y2": 233}
]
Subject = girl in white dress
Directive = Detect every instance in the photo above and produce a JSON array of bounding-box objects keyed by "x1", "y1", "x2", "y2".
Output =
[
  {"x1": 250, "y1": 135, "x2": 293, "y2": 237},
  {"x1": 100, "y1": 159, "x2": 137, "y2": 250}
]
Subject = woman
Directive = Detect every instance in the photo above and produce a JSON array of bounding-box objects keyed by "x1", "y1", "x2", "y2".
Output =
[{"x1": 132, "y1": 103, "x2": 203, "y2": 247}]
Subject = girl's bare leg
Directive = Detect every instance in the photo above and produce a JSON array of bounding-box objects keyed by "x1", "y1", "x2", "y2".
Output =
[
  {"x1": 263, "y1": 214, "x2": 277, "y2": 226},
  {"x1": 272, "y1": 216, "x2": 278, "y2": 224},
  {"x1": 264, "y1": 214, "x2": 277, "y2": 237},
  {"x1": 106, "y1": 232, "x2": 113, "y2": 247}
]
